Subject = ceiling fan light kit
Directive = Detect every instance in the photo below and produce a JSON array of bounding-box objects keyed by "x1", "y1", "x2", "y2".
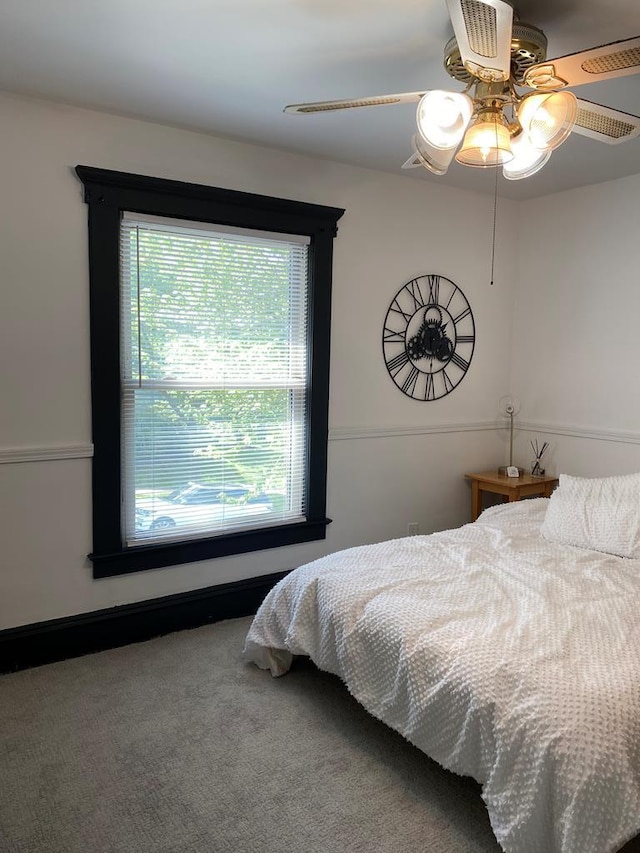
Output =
[
  {"x1": 285, "y1": 1, "x2": 640, "y2": 182},
  {"x1": 404, "y1": 133, "x2": 457, "y2": 175},
  {"x1": 416, "y1": 90, "x2": 473, "y2": 149},
  {"x1": 516, "y1": 90, "x2": 578, "y2": 151},
  {"x1": 455, "y1": 105, "x2": 514, "y2": 167},
  {"x1": 502, "y1": 130, "x2": 551, "y2": 180}
]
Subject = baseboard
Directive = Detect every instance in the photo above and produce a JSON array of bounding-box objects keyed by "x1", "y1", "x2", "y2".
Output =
[{"x1": 0, "y1": 571, "x2": 288, "y2": 674}]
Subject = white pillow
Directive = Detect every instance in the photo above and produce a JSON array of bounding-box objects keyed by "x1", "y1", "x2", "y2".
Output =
[{"x1": 541, "y1": 472, "x2": 640, "y2": 558}]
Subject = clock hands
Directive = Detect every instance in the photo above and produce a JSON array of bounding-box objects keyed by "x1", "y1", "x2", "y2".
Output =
[{"x1": 407, "y1": 306, "x2": 454, "y2": 363}]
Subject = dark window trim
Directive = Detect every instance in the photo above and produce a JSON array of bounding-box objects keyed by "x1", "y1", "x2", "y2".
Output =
[{"x1": 75, "y1": 166, "x2": 344, "y2": 578}]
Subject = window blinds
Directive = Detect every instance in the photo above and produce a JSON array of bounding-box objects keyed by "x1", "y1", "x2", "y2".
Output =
[{"x1": 119, "y1": 212, "x2": 310, "y2": 546}]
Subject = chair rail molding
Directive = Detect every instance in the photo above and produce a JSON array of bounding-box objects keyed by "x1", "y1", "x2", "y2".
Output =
[
  {"x1": 329, "y1": 421, "x2": 497, "y2": 441},
  {"x1": 329, "y1": 421, "x2": 640, "y2": 445},
  {"x1": 519, "y1": 421, "x2": 640, "y2": 446},
  {"x1": 0, "y1": 443, "x2": 94, "y2": 464},
  {"x1": 4, "y1": 422, "x2": 636, "y2": 463}
]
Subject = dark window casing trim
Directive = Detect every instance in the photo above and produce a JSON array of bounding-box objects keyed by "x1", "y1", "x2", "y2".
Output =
[{"x1": 75, "y1": 166, "x2": 344, "y2": 577}]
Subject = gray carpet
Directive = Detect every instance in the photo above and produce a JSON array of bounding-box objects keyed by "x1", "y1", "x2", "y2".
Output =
[{"x1": 0, "y1": 617, "x2": 636, "y2": 853}]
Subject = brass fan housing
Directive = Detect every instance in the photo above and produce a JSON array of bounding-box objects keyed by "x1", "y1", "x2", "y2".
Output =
[{"x1": 444, "y1": 21, "x2": 548, "y2": 84}]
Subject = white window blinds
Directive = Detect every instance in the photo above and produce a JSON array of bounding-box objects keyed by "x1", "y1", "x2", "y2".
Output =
[{"x1": 119, "y1": 212, "x2": 310, "y2": 546}]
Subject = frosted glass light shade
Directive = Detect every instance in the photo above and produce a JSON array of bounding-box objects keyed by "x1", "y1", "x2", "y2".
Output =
[
  {"x1": 503, "y1": 132, "x2": 551, "y2": 180},
  {"x1": 416, "y1": 91, "x2": 473, "y2": 150},
  {"x1": 517, "y1": 91, "x2": 577, "y2": 151},
  {"x1": 404, "y1": 133, "x2": 457, "y2": 175},
  {"x1": 455, "y1": 110, "x2": 513, "y2": 167}
]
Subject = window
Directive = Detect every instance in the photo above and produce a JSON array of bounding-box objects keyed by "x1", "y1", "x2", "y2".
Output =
[
  {"x1": 120, "y1": 213, "x2": 310, "y2": 545},
  {"x1": 76, "y1": 167, "x2": 344, "y2": 578}
]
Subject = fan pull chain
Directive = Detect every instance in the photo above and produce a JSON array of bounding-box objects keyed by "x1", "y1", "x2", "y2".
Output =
[{"x1": 490, "y1": 128, "x2": 499, "y2": 286}]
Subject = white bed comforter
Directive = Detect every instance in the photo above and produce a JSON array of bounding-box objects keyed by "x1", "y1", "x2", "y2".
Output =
[{"x1": 243, "y1": 499, "x2": 640, "y2": 853}]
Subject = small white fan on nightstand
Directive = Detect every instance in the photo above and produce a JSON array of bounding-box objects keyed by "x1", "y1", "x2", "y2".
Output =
[{"x1": 498, "y1": 395, "x2": 521, "y2": 476}]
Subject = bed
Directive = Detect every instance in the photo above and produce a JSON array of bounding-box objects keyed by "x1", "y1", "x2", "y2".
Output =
[{"x1": 243, "y1": 482, "x2": 640, "y2": 853}]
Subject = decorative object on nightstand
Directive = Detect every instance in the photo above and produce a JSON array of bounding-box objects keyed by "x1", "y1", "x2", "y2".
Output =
[
  {"x1": 382, "y1": 274, "x2": 475, "y2": 401},
  {"x1": 530, "y1": 439, "x2": 549, "y2": 476},
  {"x1": 497, "y1": 395, "x2": 524, "y2": 477},
  {"x1": 465, "y1": 471, "x2": 558, "y2": 521}
]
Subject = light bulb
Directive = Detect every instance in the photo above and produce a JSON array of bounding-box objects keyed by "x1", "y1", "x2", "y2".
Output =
[
  {"x1": 438, "y1": 99, "x2": 463, "y2": 128},
  {"x1": 474, "y1": 127, "x2": 501, "y2": 164},
  {"x1": 517, "y1": 91, "x2": 577, "y2": 151},
  {"x1": 416, "y1": 91, "x2": 473, "y2": 150},
  {"x1": 455, "y1": 108, "x2": 513, "y2": 168},
  {"x1": 503, "y1": 131, "x2": 551, "y2": 180}
]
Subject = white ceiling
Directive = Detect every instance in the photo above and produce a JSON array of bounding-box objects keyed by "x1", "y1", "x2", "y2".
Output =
[{"x1": 0, "y1": 0, "x2": 639, "y2": 200}]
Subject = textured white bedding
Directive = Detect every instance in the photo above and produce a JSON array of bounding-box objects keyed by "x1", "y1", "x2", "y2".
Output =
[
  {"x1": 243, "y1": 499, "x2": 640, "y2": 853},
  {"x1": 244, "y1": 498, "x2": 640, "y2": 853}
]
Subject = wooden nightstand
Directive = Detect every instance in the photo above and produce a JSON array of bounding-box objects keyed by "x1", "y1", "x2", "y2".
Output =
[{"x1": 465, "y1": 471, "x2": 558, "y2": 521}]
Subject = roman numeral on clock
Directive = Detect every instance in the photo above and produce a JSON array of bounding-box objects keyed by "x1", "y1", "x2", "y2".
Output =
[
  {"x1": 405, "y1": 279, "x2": 424, "y2": 310},
  {"x1": 401, "y1": 366, "x2": 420, "y2": 397},
  {"x1": 386, "y1": 349, "x2": 409, "y2": 375},
  {"x1": 383, "y1": 327, "x2": 405, "y2": 343},
  {"x1": 425, "y1": 373, "x2": 435, "y2": 401},
  {"x1": 453, "y1": 307, "x2": 471, "y2": 324},
  {"x1": 450, "y1": 352, "x2": 469, "y2": 372},
  {"x1": 427, "y1": 274, "x2": 440, "y2": 306},
  {"x1": 389, "y1": 299, "x2": 412, "y2": 323},
  {"x1": 442, "y1": 369, "x2": 455, "y2": 394}
]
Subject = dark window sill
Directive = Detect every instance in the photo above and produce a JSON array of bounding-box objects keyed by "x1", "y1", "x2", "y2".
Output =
[{"x1": 90, "y1": 517, "x2": 331, "y2": 578}]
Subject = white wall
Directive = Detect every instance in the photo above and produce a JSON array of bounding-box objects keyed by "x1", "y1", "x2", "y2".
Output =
[
  {"x1": 510, "y1": 174, "x2": 640, "y2": 477},
  {"x1": 0, "y1": 92, "x2": 516, "y2": 629}
]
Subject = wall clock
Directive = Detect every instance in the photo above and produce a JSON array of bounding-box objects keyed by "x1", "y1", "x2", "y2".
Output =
[{"x1": 382, "y1": 274, "x2": 475, "y2": 401}]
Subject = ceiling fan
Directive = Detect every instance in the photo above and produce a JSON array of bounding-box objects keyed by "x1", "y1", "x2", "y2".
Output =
[{"x1": 284, "y1": 0, "x2": 640, "y2": 180}]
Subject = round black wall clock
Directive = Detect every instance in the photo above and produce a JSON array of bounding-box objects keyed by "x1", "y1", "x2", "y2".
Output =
[{"x1": 382, "y1": 274, "x2": 475, "y2": 401}]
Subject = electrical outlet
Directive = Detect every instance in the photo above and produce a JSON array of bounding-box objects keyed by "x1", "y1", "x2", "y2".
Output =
[{"x1": 407, "y1": 522, "x2": 419, "y2": 536}]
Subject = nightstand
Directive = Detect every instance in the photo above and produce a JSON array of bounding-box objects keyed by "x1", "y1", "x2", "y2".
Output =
[{"x1": 465, "y1": 471, "x2": 558, "y2": 521}]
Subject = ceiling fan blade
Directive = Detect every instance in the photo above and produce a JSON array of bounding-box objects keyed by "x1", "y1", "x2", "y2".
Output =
[
  {"x1": 572, "y1": 98, "x2": 640, "y2": 145},
  {"x1": 524, "y1": 36, "x2": 640, "y2": 90},
  {"x1": 284, "y1": 92, "x2": 426, "y2": 115},
  {"x1": 444, "y1": 0, "x2": 513, "y2": 82}
]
